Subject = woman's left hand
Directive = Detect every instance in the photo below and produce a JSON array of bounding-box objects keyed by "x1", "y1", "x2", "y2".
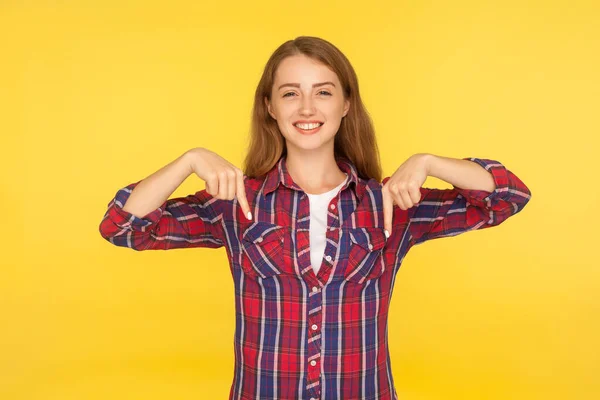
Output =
[{"x1": 382, "y1": 153, "x2": 432, "y2": 237}]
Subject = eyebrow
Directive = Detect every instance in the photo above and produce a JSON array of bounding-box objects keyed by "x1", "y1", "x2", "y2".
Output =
[{"x1": 277, "y1": 81, "x2": 336, "y2": 90}]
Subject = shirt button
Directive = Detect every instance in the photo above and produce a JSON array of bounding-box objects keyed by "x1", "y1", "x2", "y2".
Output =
[
  {"x1": 311, "y1": 324, "x2": 318, "y2": 330},
  {"x1": 312, "y1": 286, "x2": 319, "y2": 293},
  {"x1": 325, "y1": 255, "x2": 332, "y2": 262},
  {"x1": 310, "y1": 360, "x2": 317, "y2": 366},
  {"x1": 257, "y1": 237, "x2": 263, "y2": 243},
  {"x1": 368, "y1": 243, "x2": 373, "y2": 250},
  {"x1": 330, "y1": 203, "x2": 336, "y2": 210}
]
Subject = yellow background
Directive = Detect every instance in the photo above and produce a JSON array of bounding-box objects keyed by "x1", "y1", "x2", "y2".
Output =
[{"x1": 2, "y1": 0, "x2": 598, "y2": 399}]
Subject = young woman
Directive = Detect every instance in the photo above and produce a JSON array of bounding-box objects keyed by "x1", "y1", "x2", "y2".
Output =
[{"x1": 99, "y1": 36, "x2": 531, "y2": 400}]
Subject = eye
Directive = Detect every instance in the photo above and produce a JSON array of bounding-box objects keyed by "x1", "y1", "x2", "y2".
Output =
[{"x1": 282, "y1": 90, "x2": 332, "y2": 98}]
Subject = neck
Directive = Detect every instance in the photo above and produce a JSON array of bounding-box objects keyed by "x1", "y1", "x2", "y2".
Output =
[{"x1": 285, "y1": 151, "x2": 347, "y2": 195}]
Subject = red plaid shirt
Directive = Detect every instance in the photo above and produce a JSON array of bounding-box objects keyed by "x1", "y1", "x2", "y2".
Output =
[{"x1": 99, "y1": 155, "x2": 531, "y2": 399}]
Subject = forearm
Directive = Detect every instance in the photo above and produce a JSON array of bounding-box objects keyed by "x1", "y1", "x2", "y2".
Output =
[
  {"x1": 122, "y1": 151, "x2": 195, "y2": 218},
  {"x1": 423, "y1": 153, "x2": 496, "y2": 192}
]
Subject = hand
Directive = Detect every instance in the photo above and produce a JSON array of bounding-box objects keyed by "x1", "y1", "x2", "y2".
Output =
[
  {"x1": 186, "y1": 147, "x2": 252, "y2": 220},
  {"x1": 382, "y1": 153, "x2": 431, "y2": 236}
]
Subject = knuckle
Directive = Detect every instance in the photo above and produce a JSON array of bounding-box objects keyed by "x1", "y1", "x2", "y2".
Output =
[{"x1": 207, "y1": 171, "x2": 218, "y2": 181}]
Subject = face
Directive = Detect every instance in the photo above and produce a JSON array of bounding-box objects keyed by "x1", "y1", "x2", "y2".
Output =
[{"x1": 265, "y1": 54, "x2": 350, "y2": 153}]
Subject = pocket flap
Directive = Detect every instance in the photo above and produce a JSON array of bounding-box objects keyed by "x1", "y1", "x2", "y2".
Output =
[
  {"x1": 349, "y1": 227, "x2": 388, "y2": 252},
  {"x1": 242, "y1": 222, "x2": 284, "y2": 245}
]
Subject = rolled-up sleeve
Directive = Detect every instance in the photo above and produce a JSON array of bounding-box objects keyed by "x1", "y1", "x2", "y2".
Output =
[
  {"x1": 99, "y1": 180, "x2": 226, "y2": 250},
  {"x1": 402, "y1": 157, "x2": 532, "y2": 246}
]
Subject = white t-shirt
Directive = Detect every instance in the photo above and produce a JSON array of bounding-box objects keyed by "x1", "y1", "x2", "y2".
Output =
[{"x1": 306, "y1": 173, "x2": 348, "y2": 275}]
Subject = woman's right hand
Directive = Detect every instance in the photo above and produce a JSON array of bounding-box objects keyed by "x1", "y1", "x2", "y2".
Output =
[{"x1": 186, "y1": 147, "x2": 252, "y2": 220}]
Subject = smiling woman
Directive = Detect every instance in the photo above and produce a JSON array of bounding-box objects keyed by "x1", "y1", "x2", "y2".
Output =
[
  {"x1": 99, "y1": 36, "x2": 531, "y2": 400},
  {"x1": 245, "y1": 37, "x2": 382, "y2": 190}
]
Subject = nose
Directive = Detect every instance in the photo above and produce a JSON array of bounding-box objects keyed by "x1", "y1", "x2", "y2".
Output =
[{"x1": 299, "y1": 95, "x2": 316, "y2": 116}]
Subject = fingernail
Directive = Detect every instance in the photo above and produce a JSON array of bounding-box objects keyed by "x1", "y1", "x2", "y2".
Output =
[
  {"x1": 384, "y1": 229, "x2": 390, "y2": 238},
  {"x1": 247, "y1": 211, "x2": 252, "y2": 220}
]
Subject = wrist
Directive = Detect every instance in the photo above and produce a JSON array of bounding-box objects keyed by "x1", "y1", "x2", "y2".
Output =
[
  {"x1": 182, "y1": 148, "x2": 201, "y2": 175},
  {"x1": 416, "y1": 153, "x2": 436, "y2": 176}
]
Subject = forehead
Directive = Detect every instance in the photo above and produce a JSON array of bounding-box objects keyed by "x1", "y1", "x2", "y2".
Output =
[{"x1": 274, "y1": 54, "x2": 340, "y2": 86}]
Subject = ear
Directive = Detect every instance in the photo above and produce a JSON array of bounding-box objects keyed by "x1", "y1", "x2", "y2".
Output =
[
  {"x1": 264, "y1": 97, "x2": 276, "y2": 120},
  {"x1": 343, "y1": 98, "x2": 350, "y2": 117}
]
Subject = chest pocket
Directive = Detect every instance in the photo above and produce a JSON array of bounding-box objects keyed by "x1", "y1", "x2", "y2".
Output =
[
  {"x1": 241, "y1": 222, "x2": 286, "y2": 279},
  {"x1": 344, "y1": 227, "x2": 389, "y2": 284}
]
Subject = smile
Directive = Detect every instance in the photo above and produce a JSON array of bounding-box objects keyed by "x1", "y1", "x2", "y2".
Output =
[{"x1": 294, "y1": 122, "x2": 323, "y2": 134}]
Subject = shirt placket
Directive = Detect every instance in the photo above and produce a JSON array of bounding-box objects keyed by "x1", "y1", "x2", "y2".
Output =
[
  {"x1": 305, "y1": 197, "x2": 341, "y2": 400},
  {"x1": 306, "y1": 283, "x2": 322, "y2": 399}
]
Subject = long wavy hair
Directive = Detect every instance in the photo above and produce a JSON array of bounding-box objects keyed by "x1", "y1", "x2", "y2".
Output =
[{"x1": 243, "y1": 36, "x2": 382, "y2": 182}]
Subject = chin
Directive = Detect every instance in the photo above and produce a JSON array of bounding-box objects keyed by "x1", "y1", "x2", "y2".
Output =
[{"x1": 288, "y1": 137, "x2": 336, "y2": 153}]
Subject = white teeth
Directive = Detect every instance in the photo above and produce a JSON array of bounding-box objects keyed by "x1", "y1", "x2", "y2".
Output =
[{"x1": 294, "y1": 122, "x2": 322, "y2": 130}]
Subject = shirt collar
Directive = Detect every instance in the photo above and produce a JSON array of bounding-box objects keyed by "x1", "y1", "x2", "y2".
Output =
[{"x1": 262, "y1": 155, "x2": 365, "y2": 201}]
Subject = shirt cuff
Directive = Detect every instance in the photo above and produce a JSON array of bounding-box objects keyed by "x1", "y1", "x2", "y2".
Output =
[
  {"x1": 453, "y1": 157, "x2": 511, "y2": 208},
  {"x1": 105, "y1": 180, "x2": 167, "y2": 232}
]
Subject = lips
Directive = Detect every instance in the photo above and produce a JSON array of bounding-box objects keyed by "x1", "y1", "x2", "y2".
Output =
[
  {"x1": 294, "y1": 121, "x2": 323, "y2": 129},
  {"x1": 293, "y1": 120, "x2": 323, "y2": 124},
  {"x1": 293, "y1": 122, "x2": 323, "y2": 135}
]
